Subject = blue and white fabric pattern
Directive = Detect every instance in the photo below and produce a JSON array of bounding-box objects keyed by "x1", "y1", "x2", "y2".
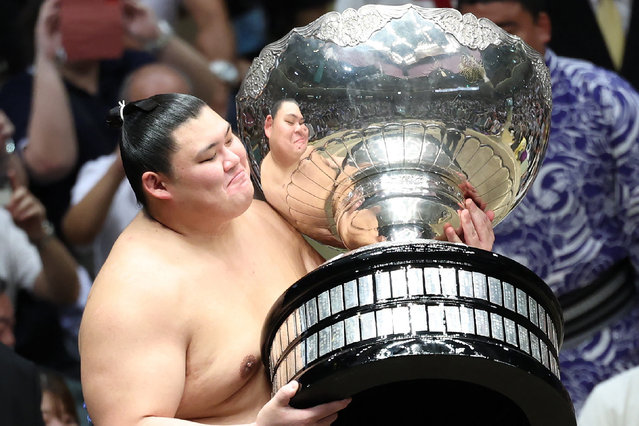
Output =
[{"x1": 492, "y1": 48, "x2": 639, "y2": 414}]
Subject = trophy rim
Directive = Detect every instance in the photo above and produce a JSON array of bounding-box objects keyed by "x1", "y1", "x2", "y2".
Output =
[{"x1": 237, "y1": 5, "x2": 551, "y2": 105}]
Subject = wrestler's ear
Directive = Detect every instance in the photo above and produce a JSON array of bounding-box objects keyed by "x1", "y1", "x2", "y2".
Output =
[
  {"x1": 141, "y1": 171, "x2": 172, "y2": 201},
  {"x1": 264, "y1": 114, "x2": 273, "y2": 139}
]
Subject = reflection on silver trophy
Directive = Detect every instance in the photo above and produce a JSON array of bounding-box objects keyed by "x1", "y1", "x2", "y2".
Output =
[{"x1": 237, "y1": 5, "x2": 575, "y2": 425}]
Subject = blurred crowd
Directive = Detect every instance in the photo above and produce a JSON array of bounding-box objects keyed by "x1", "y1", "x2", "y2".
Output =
[{"x1": 0, "y1": 0, "x2": 638, "y2": 425}]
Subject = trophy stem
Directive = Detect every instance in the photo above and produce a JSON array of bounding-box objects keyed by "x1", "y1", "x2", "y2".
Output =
[{"x1": 333, "y1": 169, "x2": 464, "y2": 248}]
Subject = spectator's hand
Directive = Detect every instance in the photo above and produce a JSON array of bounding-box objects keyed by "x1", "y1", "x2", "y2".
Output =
[
  {"x1": 255, "y1": 380, "x2": 351, "y2": 426},
  {"x1": 35, "y1": 0, "x2": 63, "y2": 62},
  {"x1": 0, "y1": 110, "x2": 15, "y2": 144},
  {"x1": 441, "y1": 198, "x2": 495, "y2": 251},
  {"x1": 5, "y1": 172, "x2": 49, "y2": 242},
  {"x1": 122, "y1": 0, "x2": 162, "y2": 50}
]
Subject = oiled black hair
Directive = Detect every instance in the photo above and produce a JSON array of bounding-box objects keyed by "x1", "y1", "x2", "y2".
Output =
[{"x1": 107, "y1": 93, "x2": 207, "y2": 209}]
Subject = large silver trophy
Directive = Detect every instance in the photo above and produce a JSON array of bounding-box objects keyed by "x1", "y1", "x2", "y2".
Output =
[{"x1": 237, "y1": 5, "x2": 575, "y2": 425}]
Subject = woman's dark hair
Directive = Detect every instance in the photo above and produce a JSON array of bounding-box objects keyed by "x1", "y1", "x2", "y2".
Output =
[
  {"x1": 39, "y1": 369, "x2": 80, "y2": 425},
  {"x1": 107, "y1": 93, "x2": 207, "y2": 209}
]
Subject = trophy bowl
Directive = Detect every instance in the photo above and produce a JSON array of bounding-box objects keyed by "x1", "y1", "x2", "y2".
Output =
[{"x1": 236, "y1": 5, "x2": 575, "y2": 425}]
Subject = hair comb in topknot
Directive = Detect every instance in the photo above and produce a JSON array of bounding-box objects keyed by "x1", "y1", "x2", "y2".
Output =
[
  {"x1": 106, "y1": 100, "x2": 125, "y2": 128},
  {"x1": 106, "y1": 98, "x2": 161, "y2": 128},
  {"x1": 129, "y1": 98, "x2": 160, "y2": 112}
]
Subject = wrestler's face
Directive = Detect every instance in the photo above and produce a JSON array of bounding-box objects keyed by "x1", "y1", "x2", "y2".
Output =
[
  {"x1": 264, "y1": 101, "x2": 309, "y2": 164},
  {"x1": 459, "y1": 1, "x2": 550, "y2": 54},
  {"x1": 167, "y1": 107, "x2": 253, "y2": 220}
]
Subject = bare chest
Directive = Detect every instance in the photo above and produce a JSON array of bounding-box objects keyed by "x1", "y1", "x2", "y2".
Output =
[{"x1": 172, "y1": 255, "x2": 305, "y2": 421}]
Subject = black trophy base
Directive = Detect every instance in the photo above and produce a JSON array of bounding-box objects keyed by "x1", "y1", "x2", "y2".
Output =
[
  {"x1": 336, "y1": 379, "x2": 528, "y2": 425},
  {"x1": 262, "y1": 241, "x2": 576, "y2": 426}
]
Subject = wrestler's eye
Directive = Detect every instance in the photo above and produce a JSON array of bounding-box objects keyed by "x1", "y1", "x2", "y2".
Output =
[{"x1": 201, "y1": 153, "x2": 216, "y2": 162}]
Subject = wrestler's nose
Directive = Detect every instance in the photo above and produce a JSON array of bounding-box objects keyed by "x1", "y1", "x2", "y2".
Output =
[
  {"x1": 295, "y1": 122, "x2": 308, "y2": 135},
  {"x1": 222, "y1": 146, "x2": 241, "y2": 172}
]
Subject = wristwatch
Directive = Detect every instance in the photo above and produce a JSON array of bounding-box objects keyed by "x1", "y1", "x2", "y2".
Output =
[
  {"x1": 32, "y1": 219, "x2": 55, "y2": 248},
  {"x1": 144, "y1": 20, "x2": 174, "y2": 54},
  {"x1": 209, "y1": 60, "x2": 240, "y2": 84}
]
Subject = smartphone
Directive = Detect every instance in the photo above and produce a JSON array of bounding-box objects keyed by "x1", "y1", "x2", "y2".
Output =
[{"x1": 60, "y1": 0, "x2": 124, "y2": 62}]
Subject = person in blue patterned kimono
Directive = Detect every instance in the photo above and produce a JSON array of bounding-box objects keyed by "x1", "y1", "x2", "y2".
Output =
[{"x1": 458, "y1": 0, "x2": 639, "y2": 415}]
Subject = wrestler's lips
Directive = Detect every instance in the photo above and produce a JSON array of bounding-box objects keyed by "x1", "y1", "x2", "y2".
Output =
[
  {"x1": 228, "y1": 169, "x2": 248, "y2": 188},
  {"x1": 293, "y1": 138, "x2": 308, "y2": 148}
]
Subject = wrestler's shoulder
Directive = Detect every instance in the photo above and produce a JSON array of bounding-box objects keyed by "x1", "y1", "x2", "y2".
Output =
[
  {"x1": 91, "y1": 223, "x2": 187, "y2": 301},
  {"x1": 248, "y1": 199, "x2": 284, "y2": 222},
  {"x1": 110, "y1": 214, "x2": 184, "y2": 258},
  {"x1": 248, "y1": 199, "x2": 300, "y2": 234}
]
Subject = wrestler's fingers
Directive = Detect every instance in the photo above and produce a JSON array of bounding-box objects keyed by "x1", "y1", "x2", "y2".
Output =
[
  {"x1": 463, "y1": 199, "x2": 494, "y2": 250},
  {"x1": 317, "y1": 412, "x2": 340, "y2": 425},
  {"x1": 465, "y1": 199, "x2": 492, "y2": 241},
  {"x1": 271, "y1": 380, "x2": 299, "y2": 407},
  {"x1": 303, "y1": 398, "x2": 351, "y2": 420},
  {"x1": 443, "y1": 223, "x2": 463, "y2": 244},
  {"x1": 458, "y1": 208, "x2": 478, "y2": 243}
]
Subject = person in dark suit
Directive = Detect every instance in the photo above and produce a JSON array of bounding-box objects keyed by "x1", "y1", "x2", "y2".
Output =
[{"x1": 547, "y1": 0, "x2": 639, "y2": 90}]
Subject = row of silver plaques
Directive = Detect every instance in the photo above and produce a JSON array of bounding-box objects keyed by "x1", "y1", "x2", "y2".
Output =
[{"x1": 269, "y1": 266, "x2": 560, "y2": 393}]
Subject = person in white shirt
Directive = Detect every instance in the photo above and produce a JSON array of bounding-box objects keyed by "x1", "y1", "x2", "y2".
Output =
[{"x1": 578, "y1": 366, "x2": 639, "y2": 426}]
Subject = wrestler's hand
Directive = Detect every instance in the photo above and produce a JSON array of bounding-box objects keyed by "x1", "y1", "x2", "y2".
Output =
[
  {"x1": 255, "y1": 380, "x2": 351, "y2": 426},
  {"x1": 442, "y1": 198, "x2": 495, "y2": 251}
]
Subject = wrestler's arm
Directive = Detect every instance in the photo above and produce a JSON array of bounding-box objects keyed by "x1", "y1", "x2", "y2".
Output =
[
  {"x1": 79, "y1": 255, "x2": 195, "y2": 425},
  {"x1": 80, "y1": 246, "x2": 347, "y2": 426}
]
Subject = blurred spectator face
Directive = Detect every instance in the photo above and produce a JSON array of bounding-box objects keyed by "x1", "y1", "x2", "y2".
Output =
[
  {"x1": 459, "y1": 1, "x2": 550, "y2": 54},
  {"x1": 41, "y1": 389, "x2": 79, "y2": 426},
  {"x1": 125, "y1": 63, "x2": 192, "y2": 102},
  {"x1": 0, "y1": 291, "x2": 16, "y2": 348}
]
